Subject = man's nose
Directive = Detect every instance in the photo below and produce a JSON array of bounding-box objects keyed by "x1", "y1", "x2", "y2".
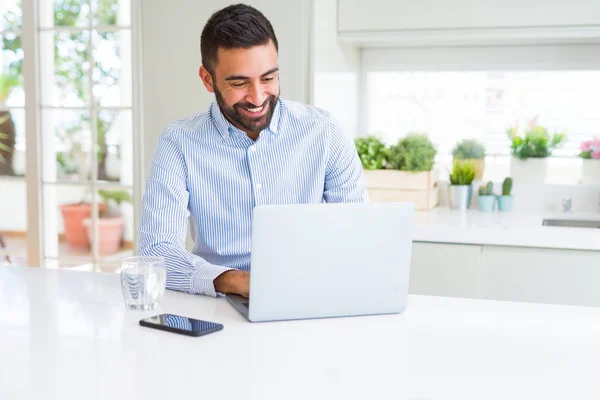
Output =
[{"x1": 246, "y1": 82, "x2": 267, "y2": 107}]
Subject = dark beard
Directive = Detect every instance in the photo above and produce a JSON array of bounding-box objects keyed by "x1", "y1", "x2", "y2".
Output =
[{"x1": 214, "y1": 85, "x2": 279, "y2": 135}]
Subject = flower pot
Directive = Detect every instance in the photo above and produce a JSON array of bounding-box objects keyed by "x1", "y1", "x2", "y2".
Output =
[
  {"x1": 497, "y1": 195, "x2": 513, "y2": 212},
  {"x1": 510, "y1": 157, "x2": 547, "y2": 184},
  {"x1": 454, "y1": 158, "x2": 485, "y2": 180},
  {"x1": 581, "y1": 159, "x2": 600, "y2": 185},
  {"x1": 60, "y1": 203, "x2": 107, "y2": 249},
  {"x1": 477, "y1": 195, "x2": 495, "y2": 212},
  {"x1": 83, "y1": 216, "x2": 124, "y2": 256},
  {"x1": 448, "y1": 185, "x2": 472, "y2": 210}
]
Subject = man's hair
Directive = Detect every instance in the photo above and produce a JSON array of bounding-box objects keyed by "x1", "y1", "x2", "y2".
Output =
[{"x1": 201, "y1": 4, "x2": 279, "y2": 74}]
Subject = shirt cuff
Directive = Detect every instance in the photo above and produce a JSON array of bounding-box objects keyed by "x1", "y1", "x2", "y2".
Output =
[{"x1": 190, "y1": 262, "x2": 234, "y2": 297}]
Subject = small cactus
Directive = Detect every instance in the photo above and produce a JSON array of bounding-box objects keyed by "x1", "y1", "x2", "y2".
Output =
[
  {"x1": 478, "y1": 181, "x2": 494, "y2": 196},
  {"x1": 502, "y1": 177, "x2": 513, "y2": 196}
]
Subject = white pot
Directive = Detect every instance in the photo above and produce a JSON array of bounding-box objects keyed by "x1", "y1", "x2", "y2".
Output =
[
  {"x1": 510, "y1": 157, "x2": 547, "y2": 184},
  {"x1": 581, "y1": 159, "x2": 600, "y2": 185}
]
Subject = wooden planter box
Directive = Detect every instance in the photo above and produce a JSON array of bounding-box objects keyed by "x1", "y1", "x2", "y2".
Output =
[{"x1": 363, "y1": 169, "x2": 439, "y2": 210}]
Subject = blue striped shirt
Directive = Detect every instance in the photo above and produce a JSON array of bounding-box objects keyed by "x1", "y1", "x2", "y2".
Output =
[{"x1": 138, "y1": 98, "x2": 368, "y2": 297}]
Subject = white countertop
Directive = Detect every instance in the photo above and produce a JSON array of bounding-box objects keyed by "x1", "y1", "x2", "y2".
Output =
[
  {"x1": 413, "y1": 208, "x2": 600, "y2": 251},
  {"x1": 2, "y1": 266, "x2": 600, "y2": 400}
]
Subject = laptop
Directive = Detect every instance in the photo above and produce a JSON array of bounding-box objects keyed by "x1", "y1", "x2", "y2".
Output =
[{"x1": 226, "y1": 202, "x2": 414, "y2": 322}]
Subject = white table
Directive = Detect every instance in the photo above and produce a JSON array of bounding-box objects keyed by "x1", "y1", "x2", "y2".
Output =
[{"x1": 1, "y1": 266, "x2": 600, "y2": 400}]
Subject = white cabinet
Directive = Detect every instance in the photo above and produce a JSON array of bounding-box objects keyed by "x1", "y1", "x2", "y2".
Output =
[
  {"x1": 338, "y1": 0, "x2": 600, "y2": 33},
  {"x1": 410, "y1": 242, "x2": 482, "y2": 299},
  {"x1": 481, "y1": 246, "x2": 600, "y2": 307}
]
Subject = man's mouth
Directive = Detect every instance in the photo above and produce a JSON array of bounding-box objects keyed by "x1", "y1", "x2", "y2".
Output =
[{"x1": 240, "y1": 103, "x2": 267, "y2": 117}]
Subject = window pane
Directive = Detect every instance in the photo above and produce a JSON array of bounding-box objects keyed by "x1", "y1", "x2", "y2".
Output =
[
  {"x1": 42, "y1": 109, "x2": 92, "y2": 182},
  {"x1": 0, "y1": 0, "x2": 22, "y2": 31},
  {"x1": 367, "y1": 71, "x2": 600, "y2": 159},
  {"x1": 1, "y1": 33, "x2": 24, "y2": 107},
  {"x1": 92, "y1": 0, "x2": 131, "y2": 26},
  {"x1": 40, "y1": 31, "x2": 91, "y2": 107},
  {"x1": 40, "y1": 0, "x2": 90, "y2": 29},
  {"x1": 0, "y1": 172, "x2": 27, "y2": 266},
  {"x1": 93, "y1": 30, "x2": 131, "y2": 107},
  {"x1": 43, "y1": 184, "x2": 95, "y2": 264},
  {"x1": 96, "y1": 109, "x2": 132, "y2": 184}
]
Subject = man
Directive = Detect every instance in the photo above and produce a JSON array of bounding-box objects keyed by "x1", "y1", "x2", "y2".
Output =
[{"x1": 138, "y1": 4, "x2": 367, "y2": 298}]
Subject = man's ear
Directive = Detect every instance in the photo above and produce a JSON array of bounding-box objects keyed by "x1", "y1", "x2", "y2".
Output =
[{"x1": 199, "y1": 66, "x2": 215, "y2": 93}]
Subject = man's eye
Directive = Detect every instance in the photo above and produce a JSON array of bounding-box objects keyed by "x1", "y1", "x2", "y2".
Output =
[
  {"x1": 263, "y1": 77, "x2": 274, "y2": 82},
  {"x1": 232, "y1": 82, "x2": 246, "y2": 88}
]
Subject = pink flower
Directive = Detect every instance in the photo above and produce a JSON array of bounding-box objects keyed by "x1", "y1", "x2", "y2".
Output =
[
  {"x1": 592, "y1": 150, "x2": 600, "y2": 160},
  {"x1": 581, "y1": 141, "x2": 591, "y2": 152}
]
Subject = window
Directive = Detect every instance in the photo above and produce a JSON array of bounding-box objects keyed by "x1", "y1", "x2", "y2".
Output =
[{"x1": 362, "y1": 46, "x2": 600, "y2": 184}]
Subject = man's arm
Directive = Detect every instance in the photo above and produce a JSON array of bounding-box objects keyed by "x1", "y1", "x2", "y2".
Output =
[
  {"x1": 138, "y1": 132, "x2": 248, "y2": 297},
  {"x1": 323, "y1": 118, "x2": 369, "y2": 203}
]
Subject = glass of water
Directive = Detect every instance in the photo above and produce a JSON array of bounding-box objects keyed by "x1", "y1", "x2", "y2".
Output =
[{"x1": 120, "y1": 256, "x2": 166, "y2": 311}]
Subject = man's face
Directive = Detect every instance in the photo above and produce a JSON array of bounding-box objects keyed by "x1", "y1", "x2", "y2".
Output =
[{"x1": 200, "y1": 40, "x2": 280, "y2": 136}]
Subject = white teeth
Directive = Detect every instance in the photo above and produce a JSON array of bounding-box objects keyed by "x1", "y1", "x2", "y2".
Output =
[{"x1": 245, "y1": 105, "x2": 264, "y2": 113}]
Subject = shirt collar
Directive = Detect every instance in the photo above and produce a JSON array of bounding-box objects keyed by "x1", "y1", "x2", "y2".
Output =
[{"x1": 210, "y1": 99, "x2": 282, "y2": 140}]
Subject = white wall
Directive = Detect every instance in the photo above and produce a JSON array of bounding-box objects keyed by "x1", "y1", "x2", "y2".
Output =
[
  {"x1": 311, "y1": 0, "x2": 360, "y2": 138},
  {"x1": 140, "y1": 0, "x2": 312, "y2": 178}
]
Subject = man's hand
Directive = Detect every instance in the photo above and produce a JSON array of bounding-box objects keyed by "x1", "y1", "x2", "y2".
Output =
[{"x1": 214, "y1": 270, "x2": 250, "y2": 298}]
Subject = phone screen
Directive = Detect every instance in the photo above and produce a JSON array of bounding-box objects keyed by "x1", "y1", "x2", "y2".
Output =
[{"x1": 140, "y1": 314, "x2": 223, "y2": 336}]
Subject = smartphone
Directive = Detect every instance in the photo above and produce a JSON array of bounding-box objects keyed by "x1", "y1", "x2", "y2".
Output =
[{"x1": 139, "y1": 314, "x2": 223, "y2": 337}]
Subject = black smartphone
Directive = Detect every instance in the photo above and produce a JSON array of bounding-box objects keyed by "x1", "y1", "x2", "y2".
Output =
[{"x1": 139, "y1": 314, "x2": 223, "y2": 337}]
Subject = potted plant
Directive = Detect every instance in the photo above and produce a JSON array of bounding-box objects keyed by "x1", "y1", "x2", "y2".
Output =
[
  {"x1": 452, "y1": 139, "x2": 486, "y2": 180},
  {"x1": 477, "y1": 181, "x2": 495, "y2": 212},
  {"x1": 497, "y1": 177, "x2": 513, "y2": 212},
  {"x1": 0, "y1": 73, "x2": 21, "y2": 176},
  {"x1": 507, "y1": 120, "x2": 566, "y2": 184},
  {"x1": 82, "y1": 190, "x2": 131, "y2": 256},
  {"x1": 358, "y1": 133, "x2": 438, "y2": 210},
  {"x1": 579, "y1": 137, "x2": 600, "y2": 185},
  {"x1": 355, "y1": 135, "x2": 389, "y2": 170},
  {"x1": 448, "y1": 160, "x2": 475, "y2": 210}
]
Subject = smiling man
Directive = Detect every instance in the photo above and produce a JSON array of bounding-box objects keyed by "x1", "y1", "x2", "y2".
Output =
[{"x1": 138, "y1": 4, "x2": 368, "y2": 298}]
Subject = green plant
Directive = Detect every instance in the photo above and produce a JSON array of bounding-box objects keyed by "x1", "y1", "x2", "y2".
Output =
[
  {"x1": 449, "y1": 160, "x2": 476, "y2": 185},
  {"x1": 354, "y1": 135, "x2": 388, "y2": 170},
  {"x1": 502, "y1": 177, "x2": 513, "y2": 196},
  {"x1": 478, "y1": 181, "x2": 494, "y2": 196},
  {"x1": 388, "y1": 133, "x2": 437, "y2": 172},
  {"x1": 98, "y1": 189, "x2": 131, "y2": 218},
  {"x1": 507, "y1": 123, "x2": 566, "y2": 160},
  {"x1": 452, "y1": 139, "x2": 486, "y2": 160}
]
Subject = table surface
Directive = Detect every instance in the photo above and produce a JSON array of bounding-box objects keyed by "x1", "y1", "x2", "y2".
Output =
[{"x1": 1, "y1": 266, "x2": 600, "y2": 400}]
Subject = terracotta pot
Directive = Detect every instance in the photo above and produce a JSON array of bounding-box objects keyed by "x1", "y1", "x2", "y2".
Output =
[
  {"x1": 60, "y1": 203, "x2": 105, "y2": 248},
  {"x1": 83, "y1": 216, "x2": 124, "y2": 256}
]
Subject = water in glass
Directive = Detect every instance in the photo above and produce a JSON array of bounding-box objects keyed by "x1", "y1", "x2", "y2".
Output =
[{"x1": 120, "y1": 256, "x2": 166, "y2": 311}]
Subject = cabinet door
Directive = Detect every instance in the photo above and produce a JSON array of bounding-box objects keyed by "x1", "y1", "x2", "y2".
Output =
[
  {"x1": 482, "y1": 246, "x2": 600, "y2": 307},
  {"x1": 410, "y1": 242, "x2": 482, "y2": 299}
]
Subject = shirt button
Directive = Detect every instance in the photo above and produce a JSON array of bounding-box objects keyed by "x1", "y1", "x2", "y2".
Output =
[
  {"x1": 256, "y1": 183, "x2": 262, "y2": 189},
  {"x1": 249, "y1": 145, "x2": 256, "y2": 152}
]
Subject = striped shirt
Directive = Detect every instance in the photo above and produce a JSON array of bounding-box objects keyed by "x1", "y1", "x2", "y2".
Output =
[{"x1": 138, "y1": 98, "x2": 368, "y2": 297}]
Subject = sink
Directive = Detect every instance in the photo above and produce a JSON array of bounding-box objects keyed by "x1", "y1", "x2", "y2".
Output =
[{"x1": 542, "y1": 219, "x2": 600, "y2": 229}]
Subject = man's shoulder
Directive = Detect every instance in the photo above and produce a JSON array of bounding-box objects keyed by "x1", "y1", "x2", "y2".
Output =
[
  {"x1": 280, "y1": 99, "x2": 333, "y2": 123},
  {"x1": 161, "y1": 110, "x2": 213, "y2": 142}
]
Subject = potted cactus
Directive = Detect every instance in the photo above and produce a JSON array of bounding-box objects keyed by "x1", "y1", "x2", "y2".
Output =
[
  {"x1": 452, "y1": 139, "x2": 486, "y2": 180},
  {"x1": 477, "y1": 181, "x2": 495, "y2": 212},
  {"x1": 448, "y1": 160, "x2": 476, "y2": 210},
  {"x1": 497, "y1": 177, "x2": 513, "y2": 212}
]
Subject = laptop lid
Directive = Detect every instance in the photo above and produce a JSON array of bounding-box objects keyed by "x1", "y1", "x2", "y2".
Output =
[{"x1": 247, "y1": 202, "x2": 414, "y2": 322}]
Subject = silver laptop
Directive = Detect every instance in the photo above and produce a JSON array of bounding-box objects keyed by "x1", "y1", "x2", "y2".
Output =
[{"x1": 226, "y1": 202, "x2": 414, "y2": 322}]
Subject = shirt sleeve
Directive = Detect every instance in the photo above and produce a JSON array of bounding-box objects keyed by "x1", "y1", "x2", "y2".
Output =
[
  {"x1": 138, "y1": 131, "x2": 233, "y2": 297},
  {"x1": 323, "y1": 117, "x2": 369, "y2": 203}
]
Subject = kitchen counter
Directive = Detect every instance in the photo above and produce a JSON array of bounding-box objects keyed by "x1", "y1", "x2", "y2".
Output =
[
  {"x1": 2, "y1": 266, "x2": 600, "y2": 399},
  {"x1": 413, "y1": 208, "x2": 600, "y2": 251}
]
